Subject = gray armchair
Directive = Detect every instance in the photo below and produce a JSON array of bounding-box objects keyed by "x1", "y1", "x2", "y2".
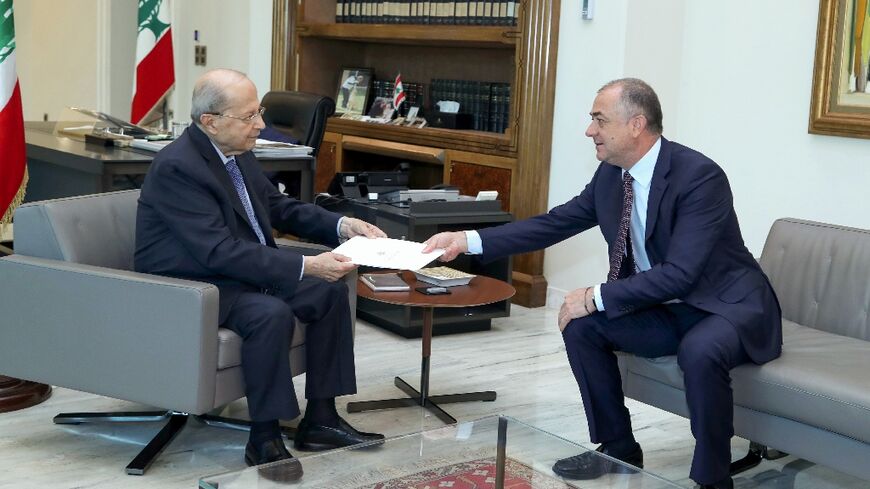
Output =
[{"x1": 0, "y1": 190, "x2": 356, "y2": 475}]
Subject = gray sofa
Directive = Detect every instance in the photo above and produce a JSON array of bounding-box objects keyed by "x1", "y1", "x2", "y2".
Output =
[
  {"x1": 0, "y1": 190, "x2": 356, "y2": 474},
  {"x1": 617, "y1": 218, "x2": 870, "y2": 481}
]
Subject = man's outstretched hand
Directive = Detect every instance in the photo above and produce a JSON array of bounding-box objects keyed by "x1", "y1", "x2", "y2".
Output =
[
  {"x1": 303, "y1": 252, "x2": 357, "y2": 282},
  {"x1": 340, "y1": 217, "x2": 387, "y2": 239},
  {"x1": 423, "y1": 231, "x2": 468, "y2": 262}
]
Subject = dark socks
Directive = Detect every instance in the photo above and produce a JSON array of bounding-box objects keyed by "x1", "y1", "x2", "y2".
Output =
[
  {"x1": 303, "y1": 397, "x2": 339, "y2": 426},
  {"x1": 249, "y1": 419, "x2": 281, "y2": 446},
  {"x1": 603, "y1": 435, "x2": 640, "y2": 457}
]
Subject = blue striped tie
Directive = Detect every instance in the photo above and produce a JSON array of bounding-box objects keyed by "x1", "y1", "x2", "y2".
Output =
[{"x1": 225, "y1": 157, "x2": 266, "y2": 245}]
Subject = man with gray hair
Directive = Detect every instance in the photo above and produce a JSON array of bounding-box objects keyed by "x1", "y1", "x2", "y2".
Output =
[
  {"x1": 423, "y1": 78, "x2": 781, "y2": 489},
  {"x1": 135, "y1": 68, "x2": 385, "y2": 477}
]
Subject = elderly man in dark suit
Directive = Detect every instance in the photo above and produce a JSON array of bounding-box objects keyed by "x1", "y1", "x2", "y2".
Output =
[
  {"x1": 135, "y1": 68, "x2": 385, "y2": 473},
  {"x1": 424, "y1": 78, "x2": 781, "y2": 489}
]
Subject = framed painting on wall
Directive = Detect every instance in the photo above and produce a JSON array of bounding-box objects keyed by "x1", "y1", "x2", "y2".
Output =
[{"x1": 809, "y1": 0, "x2": 870, "y2": 139}]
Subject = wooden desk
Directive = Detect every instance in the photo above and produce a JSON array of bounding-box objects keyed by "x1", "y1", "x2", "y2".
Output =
[
  {"x1": 347, "y1": 271, "x2": 515, "y2": 424},
  {"x1": 24, "y1": 121, "x2": 316, "y2": 202}
]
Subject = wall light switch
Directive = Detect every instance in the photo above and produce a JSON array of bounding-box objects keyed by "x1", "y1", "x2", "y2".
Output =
[{"x1": 194, "y1": 45, "x2": 207, "y2": 66}]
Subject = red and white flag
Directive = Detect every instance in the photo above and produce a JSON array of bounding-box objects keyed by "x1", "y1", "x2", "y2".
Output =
[
  {"x1": 393, "y1": 73, "x2": 406, "y2": 109},
  {"x1": 0, "y1": 0, "x2": 26, "y2": 231},
  {"x1": 131, "y1": 0, "x2": 175, "y2": 125}
]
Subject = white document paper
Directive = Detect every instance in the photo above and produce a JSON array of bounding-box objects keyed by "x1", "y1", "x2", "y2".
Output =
[{"x1": 332, "y1": 236, "x2": 444, "y2": 270}]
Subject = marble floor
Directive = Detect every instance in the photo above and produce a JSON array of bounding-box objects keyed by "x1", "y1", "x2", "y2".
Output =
[{"x1": 0, "y1": 305, "x2": 866, "y2": 489}]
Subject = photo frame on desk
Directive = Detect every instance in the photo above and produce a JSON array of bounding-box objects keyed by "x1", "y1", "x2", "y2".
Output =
[
  {"x1": 809, "y1": 0, "x2": 870, "y2": 139},
  {"x1": 335, "y1": 67, "x2": 373, "y2": 116}
]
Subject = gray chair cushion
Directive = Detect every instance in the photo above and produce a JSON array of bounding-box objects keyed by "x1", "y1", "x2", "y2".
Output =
[
  {"x1": 621, "y1": 319, "x2": 870, "y2": 444},
  {"x1": 217, "y1": 324, "x2": 307, "y2": 370}
]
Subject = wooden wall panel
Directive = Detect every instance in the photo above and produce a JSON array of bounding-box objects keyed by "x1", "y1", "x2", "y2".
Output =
[{"x1": 448, "y1": 157, "x2": 513, "y2": 212}]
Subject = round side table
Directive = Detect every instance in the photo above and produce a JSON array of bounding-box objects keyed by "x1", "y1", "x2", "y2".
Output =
[{"x1": 348, "y1": 271, "x2": 515, "y2": 424}]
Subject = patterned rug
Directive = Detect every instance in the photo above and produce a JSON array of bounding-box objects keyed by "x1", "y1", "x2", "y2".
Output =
[{"x1": 363, "y1": 457, "x2": 572, "y2": 489}]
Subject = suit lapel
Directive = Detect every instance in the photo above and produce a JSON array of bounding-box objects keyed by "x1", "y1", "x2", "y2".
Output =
[
  {"x1": 189, "y1": 124, "x2": 254, "y2": 227},
  {"x1": 645, "y1": 137, "x2": 672, "y2": 241}
]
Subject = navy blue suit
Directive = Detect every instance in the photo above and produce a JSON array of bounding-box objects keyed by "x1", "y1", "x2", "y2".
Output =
[
  {"x1": 479, "y1": 137, "x2": 781, "y2": 484},
  {"x1": 135, "y1": 124, "x2": 357, "y2": 421}
]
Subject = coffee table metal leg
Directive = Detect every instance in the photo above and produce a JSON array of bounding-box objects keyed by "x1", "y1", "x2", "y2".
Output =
[
  {"x1": 495, "y1": 416, "x2": 507, "y2": 488},
  {"x1": 346, "y1": 306, "x2": 493, "y2": 424}
]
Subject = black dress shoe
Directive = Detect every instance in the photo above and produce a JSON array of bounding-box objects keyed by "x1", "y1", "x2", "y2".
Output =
[
  {"x1": 696, "y1": 476, "x2": 734, "y2": 489},
  {"x1": 552, "y1": 443, "x2": 643, "y2": 480},
  {"x1": 294, "y1": 416, "x2": 385, "y2": 451},
  {"x1": 245, "y1": 438, "x2": 303, "y2": 482}
]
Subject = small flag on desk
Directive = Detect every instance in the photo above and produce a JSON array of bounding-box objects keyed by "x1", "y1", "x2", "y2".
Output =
[
  {"x1": 131, "y1": 0, "x2": 175, "y2": 125},
  {"x1": 393, "y1": 73, "x2": 406, "y2": 110},
  {"x1": 0, "y1": 0, "x2": 27, "y2": 233}
]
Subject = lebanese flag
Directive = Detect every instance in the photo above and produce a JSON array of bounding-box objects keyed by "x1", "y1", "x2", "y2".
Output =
[
  {"x1": 393, "y1": 73, "x2": 406, "y2": 109},
  {"x1": 0, "y1": 1, "x2": 27, "y2": 229},
  {"x1": 131, "y1": 0, "x2": 175, "y2": 125}
]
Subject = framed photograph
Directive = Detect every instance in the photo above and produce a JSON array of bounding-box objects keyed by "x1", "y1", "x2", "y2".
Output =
[
  {"x1": 809, "y1": 0, "x2": 870, "y2": 138},
  {"x1": 366, "y1": 96, "x2": 394, "y2": 119},
  {"x1": 335, "y1": 68, "x2": 373, "y2": 116}
]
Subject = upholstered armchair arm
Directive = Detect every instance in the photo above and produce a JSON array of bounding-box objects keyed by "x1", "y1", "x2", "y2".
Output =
[
  {"x1": 0, "y1": 255, "x2": 220, "y2": 414},
  {"x1": 276, "y1": 238, "x2": 358, "y2": 326}
]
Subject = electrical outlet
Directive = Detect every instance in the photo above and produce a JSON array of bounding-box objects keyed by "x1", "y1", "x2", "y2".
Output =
[{"x1": 194, "y1": 45, "x2": 207, "y2": 66}]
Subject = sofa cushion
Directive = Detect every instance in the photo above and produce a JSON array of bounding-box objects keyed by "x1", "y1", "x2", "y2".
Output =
[
  {"x1": 622, "y1": 320, "x2": 870, "y2": 444},
  {"x1": 217, "y1": 325, "x2": 307, "y2": 370}
]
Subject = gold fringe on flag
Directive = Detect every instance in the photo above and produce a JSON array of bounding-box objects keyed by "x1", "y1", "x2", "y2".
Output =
[{"x1": 0, "y1": 167, "x2": 27, "y2": 237}]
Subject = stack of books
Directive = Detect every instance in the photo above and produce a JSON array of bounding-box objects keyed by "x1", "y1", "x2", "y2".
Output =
[
  {"x1": 336, "y1": 1, "x2": 519, "y2": 26},
  {"x1": 413, "y1": 266, "x2": 475, "y2": 287},
  {"x1": 430, "y1": 79, "x2": 511, "y2": 133}
]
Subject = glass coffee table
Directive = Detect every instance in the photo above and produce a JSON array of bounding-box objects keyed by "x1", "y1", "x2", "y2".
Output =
[{"x1": 199, "y1": 415, "x2": 680, "y2": 488}]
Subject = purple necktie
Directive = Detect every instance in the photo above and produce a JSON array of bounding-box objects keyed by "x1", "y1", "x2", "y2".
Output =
[
  {"x1": 225, "y1": 157, "x2": 267, "y2": 245},
  {"x1": 608, "y1": 171, "x2": 635, "y2": 282}
]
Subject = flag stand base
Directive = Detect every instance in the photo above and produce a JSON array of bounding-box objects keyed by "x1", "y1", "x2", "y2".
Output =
[{"x1": 0, "y1": 376, "x2": 52, "y2": 413}]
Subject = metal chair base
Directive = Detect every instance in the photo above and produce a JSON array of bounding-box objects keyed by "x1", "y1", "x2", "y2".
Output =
[{"x1": 54, "y1": 410, "x2": 296, "y2": 475}]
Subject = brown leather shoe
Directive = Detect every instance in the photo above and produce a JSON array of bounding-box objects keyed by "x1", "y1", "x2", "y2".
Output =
[
  {"x1": 552, "y1": 443, "x2": 643, "y2": 480},
  {"x1": 244, "y1": 438, "x2": 303, "y2": 482}
]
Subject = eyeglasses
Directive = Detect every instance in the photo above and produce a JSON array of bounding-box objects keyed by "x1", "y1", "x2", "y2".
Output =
[{"x1": 208, "y1": 106, "x2": 266, "y2": 123}]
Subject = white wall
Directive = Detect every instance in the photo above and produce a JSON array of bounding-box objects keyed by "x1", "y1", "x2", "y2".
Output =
[
  {"x1": 15, "y1": 0, "x2": 273, "y2": 124},
  {"x1": 545, "y1": 0, "x2": 870, "y2": 307}
]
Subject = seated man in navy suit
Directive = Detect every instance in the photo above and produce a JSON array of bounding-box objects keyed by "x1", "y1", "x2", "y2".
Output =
[
  {"x1": 423, "y1": 78, "x2": 781, "y2": 489},
  {"x1": 135, "y1": 68, "x2": 385, "y2": 476}
]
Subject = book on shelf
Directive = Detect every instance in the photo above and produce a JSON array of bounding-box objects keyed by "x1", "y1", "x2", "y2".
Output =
[
  {"x1": 361, "y1": 272, "x2": 411, "y2": 292},
  {"x1": 413, "y1": 266, "x2": 475, "y2": 287}
]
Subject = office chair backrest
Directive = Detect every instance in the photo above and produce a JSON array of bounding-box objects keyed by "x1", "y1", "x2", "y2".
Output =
[
  {"x1": 14, "y1": 190, "x2": 139, "y2": 270},
  {"x1": 261, "y1": 90, "x2": 336, "y2": 157}
]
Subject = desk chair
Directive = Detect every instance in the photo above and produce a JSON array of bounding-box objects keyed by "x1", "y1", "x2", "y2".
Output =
[
  {"x1": 0, "y1": 190, "x2": 356, "y2": 475},
  {"x1": 261, "y1": 91, "x2": 336, "y2": 197}
]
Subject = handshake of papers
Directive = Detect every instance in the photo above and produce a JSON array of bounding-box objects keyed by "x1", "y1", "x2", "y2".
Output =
[{"x1": 332, "y1": 236, "x2": 444, "y2": 270}]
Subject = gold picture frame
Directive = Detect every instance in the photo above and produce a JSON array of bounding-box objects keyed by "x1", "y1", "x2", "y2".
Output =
[{"x1": 810, "y1": 0, "x2": 870, "y2": 138}]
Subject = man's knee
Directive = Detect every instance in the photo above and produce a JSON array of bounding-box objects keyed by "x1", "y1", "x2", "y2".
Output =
[
  {"x1": 562, "y1": 313, "x2": 607, "y2": 346},
  {"x1": 245, "y1": 298, "x2": 294, "y2": 340},
  {"x1": 677, "y1": 335, "x2": 725, "y2": 373}
]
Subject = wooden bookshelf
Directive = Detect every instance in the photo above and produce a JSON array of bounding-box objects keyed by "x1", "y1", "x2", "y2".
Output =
[{"x1": 271, "y1": 0, "x2": 561, "y2": 307}]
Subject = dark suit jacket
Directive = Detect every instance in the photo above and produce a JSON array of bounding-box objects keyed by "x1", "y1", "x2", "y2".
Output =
[
  {"x1": 479, "y1": 137, "x2": 782, "y2": 364},
  {"x1": 135, "y1": 124, "x2": 342, "y2": 323}
]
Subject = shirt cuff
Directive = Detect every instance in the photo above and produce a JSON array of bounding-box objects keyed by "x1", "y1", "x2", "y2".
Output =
[
  {"x1": 299, "y1": 257, "x2": 305, "y2": 280},
  {"x1": 465, "y1": 230, "x2": 483, "y2": 255},
  {"x1": 337, "y1": 216, "x2": 346, "y2": 239},
  {"x1": 593, "y1": 284, "x2": 605, "y2": 312}
]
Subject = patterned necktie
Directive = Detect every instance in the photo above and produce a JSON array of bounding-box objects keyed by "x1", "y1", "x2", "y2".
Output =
[
  {"x1": 608, "y1": 171, "x2": 635, "y2": 282},
  {"x1": 225, "y1": 157, "x2": 267, "y2": 245}
]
